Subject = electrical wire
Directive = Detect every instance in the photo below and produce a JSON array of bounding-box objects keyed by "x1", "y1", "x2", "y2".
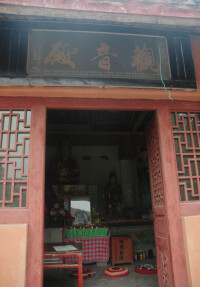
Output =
[{"x1": 158, "y1": 40, "x2": 173, "y2": 102}]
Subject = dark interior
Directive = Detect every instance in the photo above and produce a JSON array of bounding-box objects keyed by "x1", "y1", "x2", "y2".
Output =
[{"x1": 44, "y1": 109, "x2": 154, "y2": 227}]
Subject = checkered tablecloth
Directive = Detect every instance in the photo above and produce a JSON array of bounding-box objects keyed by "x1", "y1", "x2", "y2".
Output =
[{"x1": 64, "y1": 236, "x2": 110, "y2": 264}]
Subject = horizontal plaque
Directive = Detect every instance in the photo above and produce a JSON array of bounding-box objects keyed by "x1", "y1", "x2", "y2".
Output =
[{"x1": 27, "y1": 30, "x2": 171, "y2": 81}]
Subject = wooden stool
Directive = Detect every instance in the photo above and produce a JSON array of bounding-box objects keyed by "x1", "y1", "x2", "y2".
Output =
[{"x1": 111, "y1": 235, "x2": 133, "y2": 266}]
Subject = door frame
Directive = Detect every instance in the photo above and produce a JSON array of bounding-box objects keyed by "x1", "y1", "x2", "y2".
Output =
[{"x1": 1, "y1": 95, "x2": 200, "y2": 286}]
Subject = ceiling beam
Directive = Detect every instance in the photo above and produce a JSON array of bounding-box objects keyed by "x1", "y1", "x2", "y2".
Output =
[
  {"x1": 0, "y1": 4, "x2": 200, "y2": 31},
  {"x1": 46, "y1": 130, "x2": 145, "y2": 135},
  {"x1": 131, "y1": 112, "x2": 148, "y2": 131}
]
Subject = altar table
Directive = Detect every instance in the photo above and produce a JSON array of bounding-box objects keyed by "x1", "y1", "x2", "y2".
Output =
[
  {"x1": 62, "y1": 228, "x2": 110, "y2": 264},
  {"x1": 44, "y1": 242, "x2": 83, "y2": 287}
]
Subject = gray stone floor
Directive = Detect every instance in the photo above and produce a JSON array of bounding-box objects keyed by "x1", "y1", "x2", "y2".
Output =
[{"x1": 43, "y1": 260, "x2": 158, "y2": 287}]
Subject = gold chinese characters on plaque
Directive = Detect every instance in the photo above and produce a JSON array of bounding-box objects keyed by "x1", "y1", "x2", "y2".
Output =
[{"x1": 27, "y1": 30, "x2": 170, "y2": 81}]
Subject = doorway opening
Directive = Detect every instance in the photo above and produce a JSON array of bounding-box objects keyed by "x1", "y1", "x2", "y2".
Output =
[{"x1": 43, "y1": 109, "x2": 157, "y2": 287}]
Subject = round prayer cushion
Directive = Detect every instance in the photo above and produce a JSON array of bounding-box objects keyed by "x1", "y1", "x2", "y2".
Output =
[
  {"x1": 104, "y1": 266, "x2": 129, "y2": 278},
  {"x1": 70, "y1": 268, "x2": 96, "y2": 279},
  {"x1": 135, "y1": 264, "x2": 157, "y2": 274}
]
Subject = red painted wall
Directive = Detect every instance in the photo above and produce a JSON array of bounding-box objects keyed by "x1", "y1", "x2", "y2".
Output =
[{"x1": 0, "y1": 0, "x2": 200, "y2": 19}]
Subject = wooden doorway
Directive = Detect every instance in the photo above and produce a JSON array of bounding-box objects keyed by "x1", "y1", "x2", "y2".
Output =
[
  {"x1": 147, "y1": 114, "x2": 174, "y2": 286},
  {"x1": 0, "y1": 103, "x2": 46, "y2": 287},
  {"x1": 0, "y1": 97, "x2": 192, "y2": 287}
]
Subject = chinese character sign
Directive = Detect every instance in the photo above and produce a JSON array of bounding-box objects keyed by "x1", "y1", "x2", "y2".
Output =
[
  {"x1": 131, "y1": 43, "x2": 159, "y2": 73},
  {"x1": 44, "y1": 42, "x2": 77, "y2": 68},
  {"x1": 27, "y1": 30, "x2": 170, "y2": 81},
  {"x1": 90, "y1": 43, "x2": 118, "y2": 71}
]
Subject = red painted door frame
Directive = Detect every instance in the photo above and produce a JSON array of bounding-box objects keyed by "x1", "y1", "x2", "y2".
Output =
[
  {"x1": 2, "y1": 96, "x2": 200, "y2": 287},
  {"x1": 147, "y1": 115, "x2": 173, "y2": 286},
  {"x1": 0, "y1": 101, "x2": 46, "y2": 287},
  {"x1": 26, "y1": 106, "x2": 46, "y2": 286},
  {"x1": 156, "y1": 109, "x2": 189, "y2": 287},
  {"x1": 147, "y1": 111, "x2": 189, "y2": 287}
]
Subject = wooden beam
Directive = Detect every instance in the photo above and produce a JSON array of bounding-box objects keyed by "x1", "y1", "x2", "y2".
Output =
[
  {"x1": 0, "y1": 210, "x2": 29, "y2": 224},
  {"x1": 132, "y1": 112, "x2": 148, "y2": 131},
  {"x1": 46, "y1": 130, "x2": 145, "y2": 135},
  {"x1": 0, "y1": 85, "x2": 200, "y2": 102},
  {"x1": 180, "y1": 202, "x2": 200, "y2": 217},
  {"x1": 0, "y1": 2, "x2": 200, "y2": 23}
]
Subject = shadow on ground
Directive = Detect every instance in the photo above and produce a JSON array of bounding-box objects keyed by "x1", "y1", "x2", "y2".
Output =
[{"x1": 44, "y1": 261, "x2": 158, "y2": 287}]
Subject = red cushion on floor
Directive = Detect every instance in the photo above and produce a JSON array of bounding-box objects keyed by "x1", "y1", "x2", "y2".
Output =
[
  {"x1": 135, "y1": 264, "x2": 157, "y2": 274},
  {"x1": 70, "y1": 268, "x2": 96, "y2": 279},
  {"x1": 104, "y1": 266, "x2": 129, "y2": 278}
]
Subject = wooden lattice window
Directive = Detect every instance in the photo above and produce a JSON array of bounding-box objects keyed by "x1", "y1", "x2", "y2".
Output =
[
  {"x1": 0, "y1": 110, "x2": 31, "y2": 208},
  {"x1": 171, "y1": 112, "x2": 200, "y2": 202}
]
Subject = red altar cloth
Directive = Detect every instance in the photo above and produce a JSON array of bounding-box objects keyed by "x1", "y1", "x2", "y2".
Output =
[{"x1": 64, "y1": 236, "x2": 110, "y2": 264}]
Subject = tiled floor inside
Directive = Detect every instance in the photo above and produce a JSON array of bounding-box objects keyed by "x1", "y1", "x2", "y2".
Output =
[{"x1": 43, "y1": 259, "x2": 158, "y2": 287}]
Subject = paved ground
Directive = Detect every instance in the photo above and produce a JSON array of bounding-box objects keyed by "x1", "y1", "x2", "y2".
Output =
[{"x1": 44, "y1": 260, "x2": 158, "y2": 287}]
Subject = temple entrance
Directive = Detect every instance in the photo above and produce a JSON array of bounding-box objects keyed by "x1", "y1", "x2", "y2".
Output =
[
  {"x1": 43, "y1": 109, "x2": 169, "y2": 286},
  {"x1": 0, "y1": 97, "x2": 191, "y2": 287}
]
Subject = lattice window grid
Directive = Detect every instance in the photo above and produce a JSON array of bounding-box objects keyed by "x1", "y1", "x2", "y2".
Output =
[
  {"x1": 0, "y1": 110, "x2": 31, "y2": 208},
  {"x1": 171, "y1": 112, "x2": 200, "y2": 202}
]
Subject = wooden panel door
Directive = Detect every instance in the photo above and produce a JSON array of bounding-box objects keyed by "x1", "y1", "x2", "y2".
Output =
[
  {"x1": 147, "y1": 114, "x2": 174, "y2": 287},
  {"x1": 0, "y1": 105, "x2": 46, "y2": 287}
]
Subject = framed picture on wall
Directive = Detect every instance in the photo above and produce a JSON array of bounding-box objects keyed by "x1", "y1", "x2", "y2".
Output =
[{"x1": 70, "y1": 196, "x2": 91, "y2": 225}]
